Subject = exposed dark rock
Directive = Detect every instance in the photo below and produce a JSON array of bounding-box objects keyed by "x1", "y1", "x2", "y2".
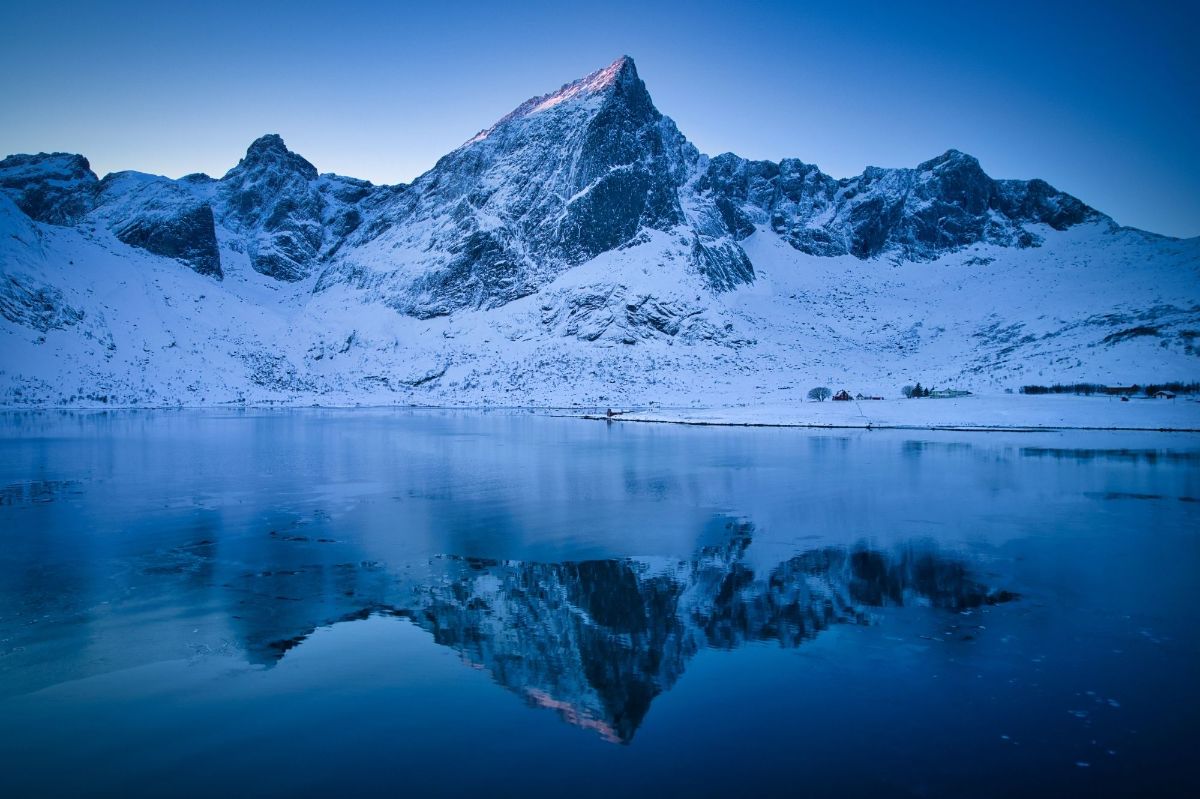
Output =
[
  {"x1": 217, "y1": 135, "x2": 376, "y2": 281},
  {"x1": 0, "y1": 152, "x2": 98, "y2": 225},
  {"x1": 994, "y1": 177, "x2": 1096, "y2": 230},
  {"x1": 401, "y1": 229, "x2": 536, "y2": 318},
  {"x1": 701, "y1": 147, "x2": 1105, "y2": 260},
  {"x1": 0, "y1": 274, "x2": 85, "y2": 331},
  {"x1": 692, "y1": 237, "x2": 755, "y2": 289},
  {"x1": 112, "y1": 201, "x2": 221, "y2": 278},
  {"x1": 94, "y1": 172, "x2": 223, "y2": 278}
]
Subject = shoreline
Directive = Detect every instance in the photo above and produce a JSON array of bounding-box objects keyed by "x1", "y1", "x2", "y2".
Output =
[
  {"x1": 580, "y1": 415, "x2": 1200, "y2": 433},
  {"x1": 2, "y1": 396, "x2": 1199, "y2": 434},
  {"x1": 577, "y1": 395, "x2": 1200, "y2": 434}
]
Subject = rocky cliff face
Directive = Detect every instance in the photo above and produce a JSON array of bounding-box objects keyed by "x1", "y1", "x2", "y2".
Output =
[
  {"x1": 218, "y1": 134, "x2": 376, "y2": 281},
  {"x1": 698, "y1": 148, "x2": 1102, "y2": 260},
  {"x1": 0, "y1": 152, "x2": 98, "y2": 225},
  {"x1": 331, "y1": 56, "x2": 753, "y2": 318},
  {"x1": 93, "y1": 171, "x2": 223, "y2": 277}
]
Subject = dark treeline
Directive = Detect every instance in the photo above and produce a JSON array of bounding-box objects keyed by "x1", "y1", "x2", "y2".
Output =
[{"x1": 1019, "y1": 382, "x2": 1200, "y2": 396}]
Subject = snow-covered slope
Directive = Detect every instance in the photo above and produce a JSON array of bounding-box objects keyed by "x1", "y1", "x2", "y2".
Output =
[{"x1": 1, "y1": 56, "x2": 1197, "y2": 408}]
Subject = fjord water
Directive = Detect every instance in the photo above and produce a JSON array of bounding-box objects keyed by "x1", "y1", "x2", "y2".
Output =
[{"x1": 0, "y1": 411, "x2": 1196, "y2": 798}]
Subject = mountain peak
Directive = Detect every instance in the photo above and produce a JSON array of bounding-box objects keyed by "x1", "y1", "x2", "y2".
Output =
[
  {"x1": 0, "y1": 151, "x2": 99, "y2": 225},
  {"x1": 225, "y1": 134, "x2": 317, "y2": 180},
  {"x1": 461, "y1": 55, "x2": 646, "y2": 147},
  {"x1": 246, "y1": 133, "x2": 289, "y2": 156},
  {"x1": 542, "y1": 54, "x2": 641, "y2": 103},
  {"x1": 590, "y1": 54, "x2": 639, "y2": 87},
  {"x1": 0, "y1": 151, "x2": 96, "y2": 183},
  {"x1": 917, "y1": 149, "x2": 980, "y2": 172}
]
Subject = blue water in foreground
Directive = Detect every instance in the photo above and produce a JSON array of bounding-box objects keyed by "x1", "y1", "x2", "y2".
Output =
[{"x1": 0, "y1": 410, "x2": 1197, "y2": 798}]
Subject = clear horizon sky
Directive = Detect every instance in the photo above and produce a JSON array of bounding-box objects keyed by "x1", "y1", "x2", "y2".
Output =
[{"x1": 2, "y1": 0, "x2": 1197, "y2": 237}]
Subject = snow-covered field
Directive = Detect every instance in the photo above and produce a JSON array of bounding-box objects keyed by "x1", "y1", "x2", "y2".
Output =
[{"x1": 3, "y1": 212, "x2": 1196, "y2": 416}]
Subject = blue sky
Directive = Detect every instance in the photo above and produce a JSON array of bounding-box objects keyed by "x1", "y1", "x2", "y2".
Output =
[{"x1": 2, "y1": 0, "x2": 1197, "y2": 237}]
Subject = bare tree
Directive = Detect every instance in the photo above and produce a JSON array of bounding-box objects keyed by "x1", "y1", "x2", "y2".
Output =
[{"x1": 808, "y1": 386, "x2": 832, "y2": 402}]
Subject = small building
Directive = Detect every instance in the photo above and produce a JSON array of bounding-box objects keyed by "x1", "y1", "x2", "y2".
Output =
[
  {"x1": 832, "y1": 390, "x2": 852, "y2": 401},
  {"x1": 1154, "y1": 390, "x2": 1176, "y2": 399}
]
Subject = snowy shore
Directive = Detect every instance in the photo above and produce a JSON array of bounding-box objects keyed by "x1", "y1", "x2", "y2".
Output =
[
  {"x1": 3, "y1": 395, "x2": 1198, "y2": 434},
  {"x1": 592, "y1": 395, "x2": 1200, "y2": 432}
]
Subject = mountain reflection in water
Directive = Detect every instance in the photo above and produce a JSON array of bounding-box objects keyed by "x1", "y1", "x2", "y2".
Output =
[
  {"x1": 218, "y1": 522, "x2": 1015, "y2": 743},
  {"x1": 3, "y1": 414, "x2": 1197, "y2": 799}
]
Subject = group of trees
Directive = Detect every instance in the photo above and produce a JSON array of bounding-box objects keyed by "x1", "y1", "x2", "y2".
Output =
[
  {"x1": 808, "y1": 380, "x2": 1197, "y2": 401},
  {"x1": 1020, "y1": 382, "x2": 1200, "y2": 396},
  {"x1": 1020, "y1": 383, "x2": 1110, "y2": 395}
]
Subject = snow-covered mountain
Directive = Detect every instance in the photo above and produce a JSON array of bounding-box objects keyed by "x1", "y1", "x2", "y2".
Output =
[{"x1": 2, "y1": 56, "x2": 1197, "y2": 406}]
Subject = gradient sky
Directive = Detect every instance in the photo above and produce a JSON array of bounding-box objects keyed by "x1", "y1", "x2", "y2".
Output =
[{"x1": 2, "y1": 0, "x2": 1197, "y2": 237}]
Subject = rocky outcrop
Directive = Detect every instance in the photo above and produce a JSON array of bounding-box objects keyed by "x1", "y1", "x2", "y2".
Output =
[
  {"x1": 0, "y1": 274, "x2": 84, "y2": 331},
  {"x1": 94, "y1": 172, "x2": 222, "y2": 277},
  {"x1": 218, "y1": 134, "x2": 376, "y2": 281},
  {"x1": 539, "y1": 283, "x2": 729, "y2": 344},
  {"x1": 0, "y1": 152, "x2": 98, "y2": 225},
  {"x1": 341, "y1": 56, "x2": 756, "y2": 317},
  {"x1": 699, "y1": 148, "x2": 1104, "y2": 260}
]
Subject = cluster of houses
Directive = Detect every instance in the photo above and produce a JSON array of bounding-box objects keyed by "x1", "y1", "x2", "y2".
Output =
[
  {"x1": 822, "y1": 389, "x2": 974, "y2": 401},
  {"x1": 1103, "y1": 386, "x2": 1177, "y2": 399},
  {"x1": 1104, "y1": 386, "x2": 1177, "y2": 400}
]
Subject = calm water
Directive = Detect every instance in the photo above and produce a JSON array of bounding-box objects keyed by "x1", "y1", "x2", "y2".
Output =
[{"x1": 0, "y1": 410, "x2": 1197, "y2": 798}]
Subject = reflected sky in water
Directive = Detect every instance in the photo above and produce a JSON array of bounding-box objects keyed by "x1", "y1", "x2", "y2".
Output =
[{"x1": 0, "y1": 410, "x2": 1197, "y2": 798}]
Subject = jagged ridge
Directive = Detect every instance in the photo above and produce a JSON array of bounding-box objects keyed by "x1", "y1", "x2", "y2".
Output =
[{"x1": 0, "y1": 56, "x2": 1113, "y2": 303}]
